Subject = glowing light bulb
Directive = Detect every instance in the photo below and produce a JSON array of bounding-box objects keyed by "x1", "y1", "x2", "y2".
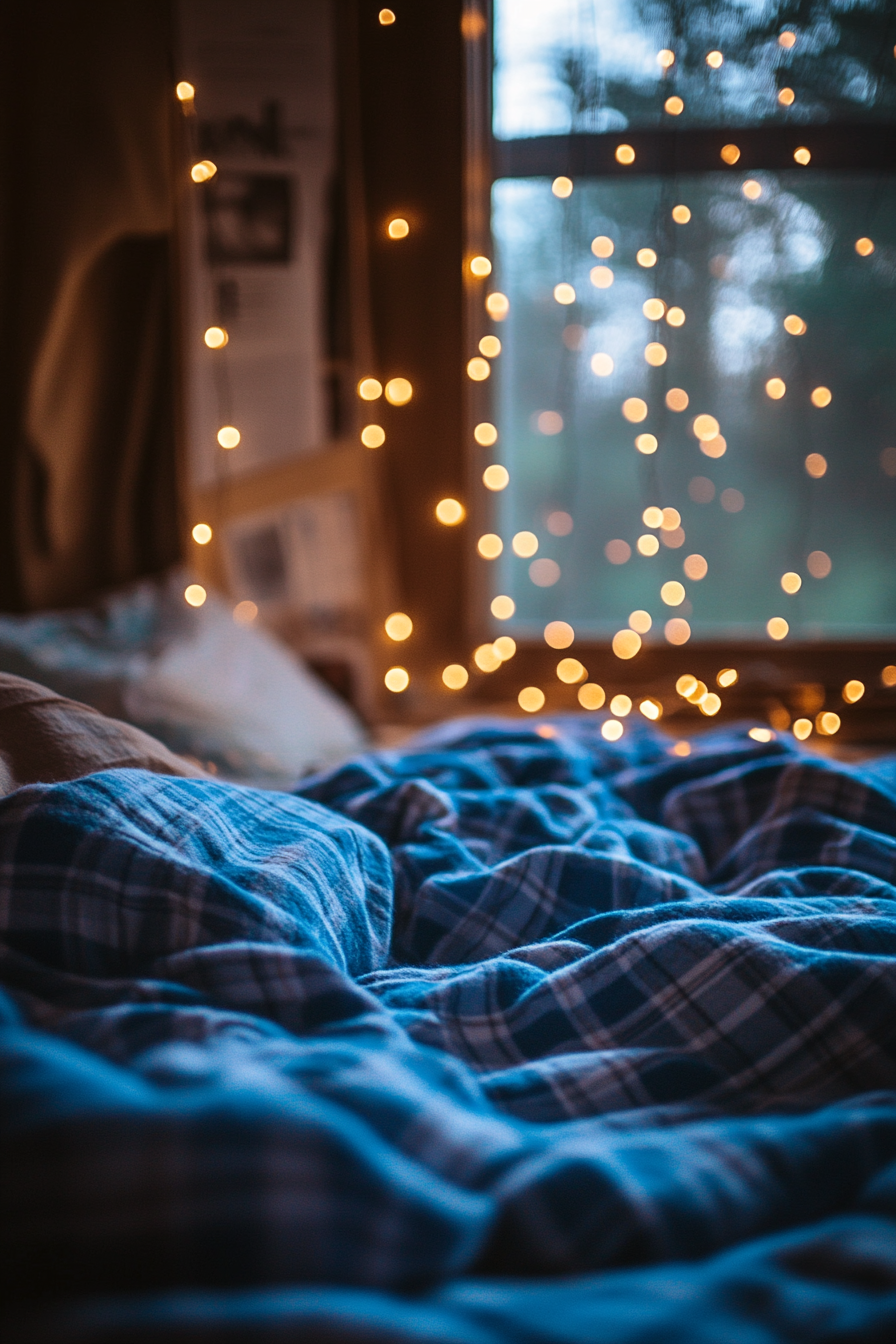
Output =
[
  {"x1": 512, "y1": 531, "x2": 538, "y2": 558},
  {"x1": 378, "y1": 8, "x2": 396, "y2": 24},
  {"x1": 661, "y1": 580, "x2": 685, "y2": 606},
  {"x1": 635, "y1": 434, "x2": 658, "y2": 455},
  {"x1": 551, "y1": 176, "x2": 573, "y2": 198},
  {"x1": 591, "y1": 353, "x2": 614, "y2": 376},
  {"x1": 233, "y1": 600, "x2": 257, "y2": 625},
  {"x1": 666, "y1": 306, "x2": 685, "y2": 326},
  {"x1": 557, "y1": 657, "x2": 586, "y2": 684},
  {"x1": 590, "y1": 265, "x2": 614, "y2": 288},
  {"x1": 491, "y1": 594, "x2": 515, "y2": 619},
  {"x1": 544, "y1": 620, "x2": 574, "y2": 649},
  {"x1": 706, "y1": 50, "x2": 723, "y2": 68},
  {"x1": 665, "y1": 618, "x2": 691, "y2": 645},
  {"x1": 204, "y1": 326, "x2": 228, "y2": 348},
  {"x1": 479, "y1": 335, "x2": 501, "y2": 358},
  {"x1": 701, "y1": 693, "x2": 721, "y2": 716},
  {"x1": 474, "y1": 643, "x2": 502, "y2": 673},
  {"x1": 817, "y1": 711, "x2": 840, "y2": 736},
  {"x1": 784, "y1": 314, "x2": 807, "y2": 335},
  {"x1": 387, "y1": 217, "x2": 409, "y2": 238},
  {"x1": 622, "y1": 397, "x2": 648, "y2": 423},
  {"x1": 485, "y1": 292, "x2": 509, "y2": 319},
  {"x1": 644, "y1": 342, "x2": 667, "y2": 366},
  {"x1": 855, "y1": 238, "x2": 875, "y2": 257},
  {"x1": 610, "y1": 694, "x2": 632, "y2": 717},
  {"x1": 553, "y1": 283, "x2": 576, "y2": 305},
  {"x1": 384, "y1": 612, "x2": 413, "y2": 641},
  {"x1": 385, "y1": 377, "x2": 413, "y2": 404},
  {"x1": 778, "y1": 87, "x2": 795, "y2": 106},
  {"x1": 518, "y1": 686, "x2": 545, "y2": 712},
  {"x1": 217, "y1": 425, "x2": 240, "y2": 448},
  {"x1": 793, "y1": 146, "x2": 811, "y2": 165},
  {"x1": 742, "y1": 179, "x2": 762, "y2": 200},
  {"x1": 810, "y1": 386, "x2": 832, "y2": 408},
  {"x1": 435, "y1": 498, "x2": 465, "y2": 525},
  {"x1": 661, "y1": 508, "x2": 681, "y2": 531},
  {"x1": 591, "y1": 236, "x2": 614, "y2": 258},
  {"x1": 615, "y1": 144, "x2": 635, "y2": 165},
  {"x1": 717, "y1": 668, "x2": 738, "y2": 688},
  {"x1": 672, "y1": 204, "x2": 691, "y2": 223},
  {"x1": 442, "y1": 664, "x2": 468, "y2": 690},
  {"x1": 358, "y1": 378, "x2": 382, "y2": 400},
  {"x1": 637, "y1": 534, "x2": 659, "y2": 555},
  {"x1": 483, "y1": 464, "x2": 509, "y2": 491},
  {"x1": 643, "y1": 298, "x2": 665, "y2": 320},
  {"x1": 474, "y1": 422, "x2": 498, "y2": 445},
  {"x1": 191, "y1": 523, "x2": 212, "y2": 545},
  {"x1": 385, "y1": 666, "x2": 409, "y2": 692},
  {"x1": 843, "y1": 680, "x2": 865, "y2": 704},
  {"x1": 657, "y1": 49, "x2": 675, "y2": 67},
  {"x1": 781, "y1": 572, "x2": 802, "y2": 594},
  {"x1": 666, "y1": 387, "x2": 689, "y2": 411},
  {"x1": 720, "y1": 144, "x2": 740, "y2": 165},
  {"x1": 478, "y1": 534, "x2": 503, "y2": 559},
  {"x1": 767, "y1": 617, "x2": 789, "y2": 641},
  {"x1": 640, "y1": 698, "x2": 662, "y2": 720},
  {"x1": 602, "y1": 719, "x2": 624, "y2": 741},
  {"x1": 636, "y1": 248, "x2": 657, "y2": 267},
  {"x1": 467, "y1": 357, "x2": 491, "y2": 381},
  {"x1": 176, "y1": 81, "x2": 195, "y2": 101},
  {"x1": 765, "y1": 377, "x2": 786, "y2": 400},
  {"x1": 693, "y1": 414, "x2": 720, "y2": 441},
  {"x1": 361, "y1": 425, "x2": 385, "y2": 448},
  {"x1": 629, "y1": 609, "x2": 652, "y2": 633},
  {"x1": 184, "y1": 583, "x2": 207, "y2": 607},
  {"x1": 578, "y1": 682, "x2": 605, "y2": 709},
  {"x1": 494, "y1": 636, "x2": 516, "y2": 661},
  {"x1": 664, "y1": 96, "x2": 684, "y2": 115},
  {"x1": 469, "y1": 255, "x2": 492, "y2": 277},
  {"x1": 190, "y1": 160, "x2": 217, "y2": 182},
  {"x1": 612, "y1": 629, "x2": 641, "y2": 659},
  {"x1": 642, "y1": 507, "x2": 663, "y2": 528}
]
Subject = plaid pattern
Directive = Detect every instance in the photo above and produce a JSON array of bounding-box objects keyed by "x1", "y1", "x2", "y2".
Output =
[{"x1": 1, "y1": 719, "x2": 895, "y2": 1329}]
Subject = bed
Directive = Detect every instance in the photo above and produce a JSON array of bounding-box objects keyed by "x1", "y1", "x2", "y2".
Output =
[{"x1": 1, "y1": 677, "x2": 895, "y2": 1341}]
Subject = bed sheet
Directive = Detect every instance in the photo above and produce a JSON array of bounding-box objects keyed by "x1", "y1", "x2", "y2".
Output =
[{"x1": 1, "y1": 716, "x2": 895, "y2": 1341}]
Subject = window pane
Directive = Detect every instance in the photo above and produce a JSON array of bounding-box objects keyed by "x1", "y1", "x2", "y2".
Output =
[
  {"x1": 485, "y1": 171, "x2": 896, "y2": 641},
  {"x1": 494, "y1": 0, "x2": 896, "y2": 138}
]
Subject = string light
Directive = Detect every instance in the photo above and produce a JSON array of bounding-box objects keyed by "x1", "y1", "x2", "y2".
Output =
[
  {"x1": 811, "y1": 386, "x2": 832, "y2": 408},
  {"x1": 807, "y1": 550, "x2": 832, "y2": 578},
  {"x1": 605, "y1": 539, "x2": 631, "y2": 563},
  {"x1": 469, "y1": 255, "x2": 492, "y2": 276},
  {"x1": 190, "y1": 160, "x2": 217, "y2": 182},
  {"x1": 666, "y1": 306, "x2": 685, "y2": 326},
  {"x1": 483, "y1": 464, "x2": 509, "y2": 491},
  {"x1": 378, "y1": 8, "x2": 396, "y2": 24},
  {"x1": 720, "y1": 489, "x2": 744, "y2": 512},
  {"x1": 644, "y1": 342, "x2": 667, "y2": 366},
  {"x1": 602, "y1": 719, "x2": 624, "y2": 741},
  {"x1": 557, "y1": 657, "x2": 586, "y2": 684},
  {"x1": 793, "y1": 718, "x2": 813, "y2": 739},
  {"x1": 793, "y1": 147, "x2": 811, "y2": 165},
  {"x1": 781, "y1": 572, "x2": 802, "y2": 593},
  {"x1": 778, "y1": 31, "x2": 796, "y2": 48},
  {"x1": 530, "y1": 558, "x2": 560, "y2": 586},
  {"x1": 664, "y1": 96, "x2": 684, "y2": 115},
  {"x1": 612, "y1": 629, "x2": 641, "y2": 659},
  {"x1": 590, "y1": 265, "x2": 614, "y2": 288},
  {"x1": 609, "y1": 694, "x2": 632, "y2": 717},
  {"x1": 672, "y1": 205, "x2": 691, "y2": 223},
  {"x1": 817, "y1": 711, "x2": 841, "y2": 736},
  {"x1": 491, "y1": 595, "x2": 515, "y2": 619},
  {"x1": 435, "y1": 498, "x2": 465, "y2": 525},
  {"x1": 233, "y1": 600, "x2": 257, "y2": 625},
  {"x1": 643, "y1": 506, "x2": 663, "y2": 528},
  {"x1": 388, "y1": 217, "x2": 409, "y2": 238},
  {"x1": 805, "y1": 454, "x2": 827, "y2": 478},
  {"x1": 184, "y1": 583, "x2": 207, "y2": 607},
  {"x1": 640, "y1": 698, "x2": 662, "y2": 720},
  {"x1": 622, "y1": 397, "x2": 648, "y2": 423},
  {"x1": 706, "y1": 50, "x2": 723, "y2": 68},
  {"x1": 767, "y1": 617, "x2": 789, "y2": 640},
  {"x1": 217, "y1": 426, "x2": 240, "y2": 448},
  {"x1": 643, "y1": 298, "x2": 665, "y2": 320},
  {"x1": 636, "y1": 434, "x2": 658, "y2": 455},
  {"x1": 591, "y1": 353, "x2": 614, "y2": 376},
  {"x1": 475, "y1": 422, "x2": 498, "y2": 445},
  {"x1": 467, "y1": 357, "x2": 491, "y2": 380},
  {"x1": 684, "y1": 554, "x2": 707, "y2": 580},
  {"x1": 479, "y1": 335, "x2": 501, "y2": 357},
  {"x1": 701, "y1": 434, "x2": 726, "y2": 458},
  {"x1": 855, "y1": 238, "x2": 875, "y2": 257},
  {"x1": 443, "y1": 664, "x2": 468, "y2": 689},
  {"x1": 385, "y1": 666, "x2": 409, "y2": 692},
  {"x1": 665, "y1": 618, "x2": 690, "y2": 645},
  {"x1": 778, "y1": 87, "x2": 795, "y2": 105},
  {"x1": 661, "y1": 507, "x2": 681, "y2": 530},
  {"x1": 474, "y1": 643, "x2": 502, "y2": 672},
  {"x1": 176, "y1": 81, "x2": 195, "y2": 101},
  {"x1": 742, "y1": 180, "x2": 762, "y2": 200},
  {"x1": 637, "y1": 533, "x2": 659, "y2": 555},
  {"x1": 385, "y1": 377, "x2": 413, "y2": 404},
  {"x1": 361, "y1": 425, "x2": 385, "y2": 448},
  {"x1": 592, "y1": 236, "x2": 614, "y2": 258},
  {"x1": 358, "y1": 378, "x2": 382, "y2": 400},
  {"x1": 629, "y1": 609, "x2": 651, "y2": 633},
  {"x1": 717, "y1": 668, "x2": 738, "y2": 687},
  {"x1": 749, "y1": 727, "x2": 775, "y2": 741},
  {"x1": 191, "y1": 523, "x2": 212, "y2": 545},
  {"x1": 578, "y1": 682, "x2": 605, "y2": 709},
  {"x1": 615, "y1": 144, "x2": 635, "y2": 164},
  {"x1": 536, "y1": 411, "x2": 563, "y2": 434},
  {"x1": 636, "y1": 248, "x2": 657, "y2": 267},
  {"x1": 701, "y1": 693, "x2": 721, "y2": 716},
  {"x1": 657, "y1": 49, "x2": 674, "y2": 68},
  {"x1": 720, "y1": 144, "x2": 740, "y2": 164},
  {"x1": 204, "y1": 326, "x2": 228, "y2": 348},
  {"x1": 882, "y1": 666, "x2": 896, "y2": 687},
  {"x1": 661, "y1": 580, "x2": 685, "y2": 606},
  {"x1": 666, "y1": 388, "x2": 689, "y2": 411},
  {"x1": 494, "y1": 636, "x2": 516, "y2": 660},
  {"x1": 843, "y1": 680, "x2": 865, "y2": 703},
  {"x1": 485, "y1": 292, "x2": 509, "y2": 319},
  {"x1": 671, "y1": 740, "x2": 691, "y2": 755},
  {"x1": 546, "y1": 511, "x2": 573, "y2": 535},
  {"x1": 784, "y1": 315, "x2": 807, "y2": 335},
  {"x1": 544, "y1": 620, "x2": 574, "y2": 649},
  {"x1": 519, "y1": 686, "x2": 545, "y2": 712},
  {"x1": 478, "y1": 534, "x2": 503, "y2": 558},
  {"x1": 553, "y1": 283, "x2": 576, "y2": 304},
  {"x1": 551, "y1": 176, "x2": 573, "y2": 198},
  {"x1": 676, "y1": 675, "x2": 697, "y2": 697},
  {"x1": 765, "y1": 378, "x2": 786, "y2": 399},
  {"x1": 384, "y1": 612, "x2": 413, "y2": 641},
  {"x1": 693, "y1": 414, "x2": 720, "y2": 441},
  {"x1": 512, "y1": 530, "x2": 538, "y2": 557}
]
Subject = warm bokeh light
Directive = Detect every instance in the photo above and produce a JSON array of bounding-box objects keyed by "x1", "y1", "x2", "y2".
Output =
[
  {"x1": 612, "y1": 629, "x2": 641, "y2": 659},
  {"x1": 474, "y1": 643, "x2": 502, "y2": 673},
  {"x1": 629, "y1": 609, "x2": 652, "y2": 633},
  {"x1": 672, "y1": 204, "x2": 691, "y2": 224},
  {"x1": 742, "y1": 179, "x2": 762, "y2": 200},
  {"x1": 855, "y1": 237, "x2": 875, "y2": 257},
  {"x1": 817, "y1": 711, "x2": 841, "y2": 736},
  {"x1": 387, "y1": 217, "x2": 409, "y2": 238},
  {"x1": 701, "y1": 693, "x2": 721, "y2": 717},
  {"x1": 657, "y1": 49, "x2": 675, "y2": 68},
  {"x1": 640, "y1": 698, "x2": 662, "y2": 721},
  {"x1": 184, "y1": 583, "x2": 207, "y2": 607},
  {"x1": 605, "y1": 539, "x2": 631, "y2": 564},
  {"x1": 536, "y1": 410, "x2": 564, "y2": 435},
  {"x1": 479, "y1": 335, "x2": 501, "y2": 358},
  {"x1": 233, "y1": 600, "x2": 258, "y2": 625},
  {"x1": 767, "y1": 617, "x2": 789, "y2": 640},
  {"x1": 358, "y1": 377, "x2": 383, "y2": 400},
  {"x1": 442, "y1": 664, "x2": 469, "y2": 690},
  {"x1": 602, "y1": 720, "x2": 624, "y2": 741},
  {"x1": 529, "y1": 558, "x2": 560, "y2": 587},
  {"x1": 661, "y1": 580, "x2": 685, "y2": 606},
  {"x1": 590, "y1": 265, "x2": 614, "y2": 288},
  {"x1": 361, "y1": 424, "x2": 386, "y2": 448},
  {"x1": 718, "y1": 668, "x2": 738, "y2": 688},
  {"x1": 578, "y1": 682, "x2": 606, "y2": 710},
  {"x1": 662, "y1": 527, "x2": 686, "y2": 549},
  {"x1": 805, "y1": 453, "x2": 827, "y2": 478},
  {"x1": 810, "y1": 386, "x2": 832, "y2": 408},
  {"x1": 676, "y1": 674, "x2": 698, "y2": 698},
  {"x1": 478, "y1": 533, "x2": 503, "y2": 559},
  {"x1": 643, "y1": 298, "x2": 665, "y2": 320},
  {"x1": 547, "y1": 511, "x2": 573, "y2": 535},
  {"x1": 385, "y1": 377, "x2": 413, "y2": 404},
  {"x1": 671, "y1": 740, "x2": 692, "y2": 756},
  {"x1": 610, "y1": 694, "x2": 632, "y2": 717},
  {"x1": 217, "y1": 425, "x2": 240, "y2": 448},
  {"x1": 637, "y1": 533, "x2": 660, "y2": 555},
  {"x1": 778, "y1": 31, "x2": 796, "y2": 48},
  {"x1": 204, "y1": 326, "x2": 228, "y2": 348},
  {"x1": 384, "y1": 612, "x2": 413, "y2": 641},
  {"x1": 636, "y1": 248, "x2": 657, "y2": 268},
  {"x1": 765, "y1": 377, "x2": 786, "y2": 399},
  {"x1": 435, "y1": 498, "x2": 465, "y2": 525},
  {"x1": 544, "y1": 620, "x2": 574, "y2": 649},
  {"x1": 470, "y1": 255, "x2": 492, "y2": 276},
  {"x1": 666, "y1": 387, "x2": 689, "y2": 411},
  {"x1": 385, "y1": 666, "x2": 409, "y2": 692},
  {"x1": 483, "y1": 464, "x2": 509, "y2": 491},
  {"x1": 494, "y1": 636, "x2": 516, "y2": 661},
  {"x1": 793, "y1": 147, "x2": 811, "y2": 165},
  {"x1": 485, "y1": 292, "x2": 509, "y2": 320},
  {"x1": 719, "y1": 488, "x2": 744, "y2": 513},
  {"x1": 190, "y1": 160, "x2": 217, "y2": 182},
  {"x1": 622, "y1": 397, "x2": 648, "y2": 423},
  {"x1": 176, "y1": 81, "x2": 195, "y2": 101},
  {"x1": 512, "y1": 530, "x2": 538, "y2": 557},
  {"x1": 665, "y1": 306, "x2": 685, "y2": 327},
  {"x1": 518, "y1": 686, "x2": 545, "y2": 713},
  {"x1": 706, "y1": 49, "x2": 723, "y2": 67},
  {"x1": 720, "y1": 144, "x2": 740, "y2": 165},
  {"x1": 665, "y1": 618, "x2": 691, "y2": 645},
  {"x1": 843, "y1": 680, "x2": 865, "y2": 704},
  {"x1": 664, "y1": 95, "x2": 684, "y2": 115},
  {"x1": 749, "y1": 726, "x2": 775, "y2": 742},
  {"x1": 683, "y1": 553, "x2": 707, "y2": 580},
  {"x1": 191, "y1": 523, "x2": 212, "y2": 545},
  {"x1": 661, "y1": 507, "x2": 681, "y2": 531},
  {"x1": 882, "y1": 665, "x2": 896, "y2": 688},
  {"x1": 642, "y1": 506, "x2": 663, "y2": 528},
  {"x1": 692, "y1": 414, "x2": 720, "y2": 442},
  {"x1": 591, "y1": 352, "x2": 614, "y2": 376},
  {"x1": 557, "y1": 657, "x2": 586, "y2": 684},
  {"x1": 635, "y1": 434, "x2": 658, "y2": 455},
  {"x1": 781, "y1": 571, "x2": 802, "y2": 593},
  {"x1": 615, "y1": 144, "x2": 635, "y2": 165},
  {"x1": 474, "y1": 421, "x2": 498, "y2": 446},
  {"x1": 491, "y1": 594, "x2": 515, "y2": 620},
  {"x1": 466, "y1": 357, "x2": 491, "y2": 381},
  {"x1": 592, "y1": 235, "x2": 614, "y2": 258},
  {"x1": 784, "y1": 314, "x2": 807, "y2": 335},
  {"x1": 700, "y1": 434, "x2": 726, "y2": 458},
  {"x1": 378, "y1": 8, "x2": 396, "y2": 24},
  {"x1": 553, "y1": 283, "x2": 576, "y2": 305},
  {"x1": 690, "y1": 476, "x2": 715, "y2": 502},
  {"x1": 777, "y1": 87, "x2": 795, "y2": 105},
  {"x1": 644, "y1": 342, "x2": 667, "y2": 366},
  {"x1": 551, "y1": 176, "x2": 573, "y2": 198}
]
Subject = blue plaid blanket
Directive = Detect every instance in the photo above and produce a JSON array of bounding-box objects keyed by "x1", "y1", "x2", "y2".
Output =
[{"x1": 2, "y1": 716, "x2": 896, "y2": 1341}]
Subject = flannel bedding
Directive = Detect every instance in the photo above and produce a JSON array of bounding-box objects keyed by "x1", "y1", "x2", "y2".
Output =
[{"x1": 2, "y1": 715, "x2": 896, "y2": 1341}]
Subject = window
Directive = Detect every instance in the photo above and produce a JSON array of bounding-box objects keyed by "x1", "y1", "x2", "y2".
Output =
[{"x1": 475, "y1": 2, "x2": 896, "y2": 650}]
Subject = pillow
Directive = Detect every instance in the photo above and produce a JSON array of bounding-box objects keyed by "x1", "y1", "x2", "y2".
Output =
[{"x1": 0, "y1": 674, "x2": 207, "y2": 797}]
